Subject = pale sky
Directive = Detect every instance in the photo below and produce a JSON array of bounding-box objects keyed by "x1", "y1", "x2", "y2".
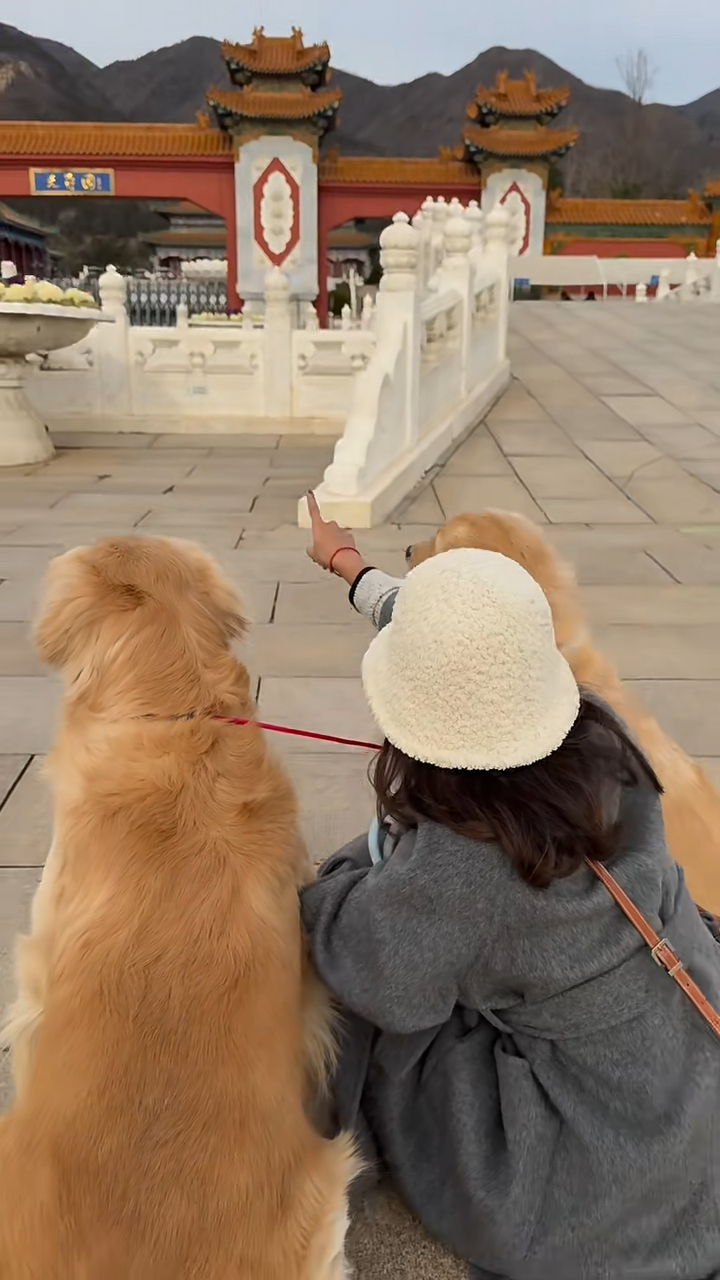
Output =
[{"x1": 5, "y1": 0, "x2": 720, "y2": 105}]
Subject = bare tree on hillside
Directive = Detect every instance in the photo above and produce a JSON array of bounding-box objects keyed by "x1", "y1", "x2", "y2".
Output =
[
  {"x1": 616, "y1": 48, "x2": 656, "y2": 105},
  {"x1": 610, "y1": 49, "x2": 665, "y2": 197}
]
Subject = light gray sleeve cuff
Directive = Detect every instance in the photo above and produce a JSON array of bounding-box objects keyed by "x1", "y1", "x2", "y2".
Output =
[{"x1": 351, "y1": 568, "x2": 403, "y2": 631}]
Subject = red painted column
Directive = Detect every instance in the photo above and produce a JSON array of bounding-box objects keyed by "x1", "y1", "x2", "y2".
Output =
[
  {"x1": 317, "y1": 214, "x2": 329, "y2": 327},
  {"x1": 225, "y1": 205, "x2": 240, "y2": 313}
]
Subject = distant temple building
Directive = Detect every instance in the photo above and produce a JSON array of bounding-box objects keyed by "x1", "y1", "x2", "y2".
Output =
[
  {"x1": 141, "y1": 201, "x2": 227, "y2": 270},
  {"x1": 459, "y1": 71, "x2": 578, "y2": 255},
  {"x1": 205, "y1": 27, "x2": 342, "y2": 310},
  {"x1": 0, "y1": 201, "x2": 54, "y2": 276},
  {"x1": 0, "y1": 28, "x2": 717, "y2": 318}
]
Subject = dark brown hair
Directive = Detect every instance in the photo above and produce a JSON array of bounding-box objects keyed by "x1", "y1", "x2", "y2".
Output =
[{"x1": 371, "y1": 691, "x2": 662, "y2": 888}]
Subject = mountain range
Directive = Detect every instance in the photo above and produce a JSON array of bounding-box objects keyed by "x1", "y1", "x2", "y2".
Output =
[{"x1": 1, "y1": 23, "x2": 720, "y2": 199}]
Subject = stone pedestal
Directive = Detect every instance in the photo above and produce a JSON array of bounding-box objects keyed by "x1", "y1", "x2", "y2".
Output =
[
  {"x1": 0, "y1": 356, "x2": 54, "y2": 465},
  {"x1": 0, "y1": 303, "x2": 104, "y2": 467}
]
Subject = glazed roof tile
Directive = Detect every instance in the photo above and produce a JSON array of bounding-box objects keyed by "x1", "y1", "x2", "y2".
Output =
[
  {"x1": 463, "y1": 123, "x2": 578, "y2": 159},
  {"x1": 468, "y1": 70, "x2": 570, "y2": 119},
  {"x1": 0, "y1": 122, "x2": 232, "y2": 157},
  {"x1": 0, "y1": 199, "x2": 54, "y2": 234},
  {"x1": 547, "y1": 195, "x2": 712, "y2": 226},
  {"x1": 222, "y1": 27, "x2": 330, "y2": 75},
  {"x1": 705, "y1": 180, "x2": 720, "y2": 198},
  {"x1": 206, "y1": 85, "x2": 341, "y2": 121}
]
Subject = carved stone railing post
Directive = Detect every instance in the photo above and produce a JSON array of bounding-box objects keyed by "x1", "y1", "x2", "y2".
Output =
[
  {"x1": 435, "y1": 208, "x2": 474, "y2": 397},
  {"x1": 96, "y1": 264, "x2": 131, "y2": 420},
  {"x1": 483, "y1": 207, "x2": 513, "y2": 361}
]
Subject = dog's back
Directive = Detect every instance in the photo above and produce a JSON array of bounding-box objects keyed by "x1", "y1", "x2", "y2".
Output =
[
  {"x1": 1, "y1": 718, "x2": 353, "y2": 1279},
  {"x1": 0, "y1": 537, "x2": 354, "y2": 1278}
]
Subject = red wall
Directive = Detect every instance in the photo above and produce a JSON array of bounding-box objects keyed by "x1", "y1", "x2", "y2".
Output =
[{"x1": 558, "y1": 239, "x2": 689, "y2": 258}]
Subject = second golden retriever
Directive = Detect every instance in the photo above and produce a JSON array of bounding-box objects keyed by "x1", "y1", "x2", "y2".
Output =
[
  {"x1": 0, "y1": 535, "x2": 355, "y2": 1279},
  {"x1": 410, "y1": 512, "x2": 720, "y2": 916}
]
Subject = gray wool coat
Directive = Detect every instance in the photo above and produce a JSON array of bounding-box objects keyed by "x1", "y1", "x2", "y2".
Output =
[{"x1": 300, "y1": 570, "x2": 720, "y2": 1280}]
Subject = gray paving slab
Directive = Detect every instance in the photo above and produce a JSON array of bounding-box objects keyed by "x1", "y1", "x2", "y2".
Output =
[
  {"x1": 0, "y1": 756, "x2": 29, "y2": 806},
  {"x1": 0, "y1": 756, "x2": 51, "y2": 867}
]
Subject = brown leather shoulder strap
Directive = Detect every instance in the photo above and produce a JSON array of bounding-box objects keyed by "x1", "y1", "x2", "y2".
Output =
[{"x1": 586, "y1": 858, "x2": 720, "y2": 1040}]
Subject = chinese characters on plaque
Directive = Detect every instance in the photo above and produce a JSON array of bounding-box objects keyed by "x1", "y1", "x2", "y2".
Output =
[{"x1": 29, "y1": 169, "x2": 115, "y2": 196}]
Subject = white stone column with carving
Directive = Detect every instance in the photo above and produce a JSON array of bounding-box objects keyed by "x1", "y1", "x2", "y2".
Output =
[
  {"x1": 483, "y1": 206, "x2": 513, "y2": 361},
  {"x1": 96, "y1": 265, "x2": 131, "y2": 421},
  {"x1": 263, "y1": 267, "x2": 292, "y2": 418}
]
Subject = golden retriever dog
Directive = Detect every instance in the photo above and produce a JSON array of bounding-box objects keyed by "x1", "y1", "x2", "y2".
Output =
[
  {"x1": 409, "y1": 511, "x2": 720, "y2": 916},
  {"x1": 0, "y1": 535, "x2": 355, "y2": 1280}
]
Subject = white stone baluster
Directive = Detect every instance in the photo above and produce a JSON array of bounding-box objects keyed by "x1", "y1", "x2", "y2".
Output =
[
  {"x1": 98, "y1": 264, "x2": 127, "y2": 316},
  {"x1": 465, "y1": 199, "x2": 485, "y2": 252},
  {"x1": 482, "y1": 207, "x2": 512, "y2": 361},
  {"x1": 635, "y1": 282, "x2": 648, "y2": 303},
  {"x1": 436, "y1": 207, "x2": 474, "y2": 397},
  {"x1": 430, "y1": 196, "x2": 449, "y2": 281},
  {"x1": 303, "y1": 301, "x2": 320, "y2": 331},
  {"x1": 681, "y1": 252, "x2": 699, "y2": 303},
  {"x1": 412, "y1": 206, "x2": 429, "y2": 294},
  {"x1": 484, "y1": 206, "x2": 512, "y2": 255},
  {"x1": 97, "y1": 264, "x2": 131, "y2": 418},
  {"x1": 656, "y1": 269, "x2": 671, "y2": 301},
  {"x1": 360, "y1": 293, "x2": 376, "y2": 330},
  {"x1": 340, "y1": 303, "x2": 353, "y2": 330},
  {"x1": 263, "y1": 267, "x2": 292, "y2": 417}
]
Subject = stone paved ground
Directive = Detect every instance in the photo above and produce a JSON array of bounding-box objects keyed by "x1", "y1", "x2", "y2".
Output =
[{"x1": 2, "y1": 300, "x2": 720, "y2": 1273}]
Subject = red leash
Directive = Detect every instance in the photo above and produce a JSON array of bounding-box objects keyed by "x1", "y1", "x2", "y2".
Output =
[{"x1": 214, "y1": 716, "x2": 382, "y2": 752}]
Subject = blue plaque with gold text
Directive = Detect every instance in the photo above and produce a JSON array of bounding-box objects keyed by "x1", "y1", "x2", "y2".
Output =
[{"x1": 29, "y1": 169, "x2": 115, "y2": 196}]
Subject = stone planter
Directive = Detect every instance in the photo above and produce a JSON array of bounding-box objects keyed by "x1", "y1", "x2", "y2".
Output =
[{"x1": 0, "y1": 302, "x2": 105, "y2": 466}]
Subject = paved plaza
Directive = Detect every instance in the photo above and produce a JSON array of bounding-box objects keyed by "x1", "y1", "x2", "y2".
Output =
[{"x1": 2, "y1": 300, "x2": 720, "y2": 1272}]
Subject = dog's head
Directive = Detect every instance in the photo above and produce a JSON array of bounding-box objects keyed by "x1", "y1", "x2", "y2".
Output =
[
  {"x1": 407, "y1": 510, "x2": 554, "y2": 572},
  {"x1": 34, "y1": 536, "x2": 250, "y2": 715},
  {"x1": 406, "y1": 511, "x2": 585, "y2": 652}
]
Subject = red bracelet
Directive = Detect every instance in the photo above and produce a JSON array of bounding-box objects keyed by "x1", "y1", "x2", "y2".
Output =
[{"x1": 328, "y1": 546, "x2": 360, "y2": 575}]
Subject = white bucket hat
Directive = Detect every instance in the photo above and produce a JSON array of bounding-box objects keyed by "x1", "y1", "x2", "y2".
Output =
[{"x1": 361, "y1": 547, "x2": 580, "y2": 770}]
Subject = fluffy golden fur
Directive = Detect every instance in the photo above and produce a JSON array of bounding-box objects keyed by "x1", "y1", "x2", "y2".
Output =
[
  {"x1": 410, "y1": 511, "x2": 720, "y2": 915},
  {"x1": 0, "y1": 535, "x2": 355, "y2": 1279}
]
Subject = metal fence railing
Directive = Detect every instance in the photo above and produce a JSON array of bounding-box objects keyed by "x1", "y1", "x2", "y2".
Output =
[{"x1": 51, "y1": 276, "x2": 229, "y2": 327}]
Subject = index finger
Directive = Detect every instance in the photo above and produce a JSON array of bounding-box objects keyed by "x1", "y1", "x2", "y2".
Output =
[{"x1": 307, "y1": 490, "x2": 324, "y2": 531}]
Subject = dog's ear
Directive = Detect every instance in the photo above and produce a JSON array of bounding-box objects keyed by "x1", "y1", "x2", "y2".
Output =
[
  {"x1": 34, "y1": 541, "x2": 156, "y2": 672},
  {"x1": 33, "y1": 549, "x2": 103, "y2": 671}
]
